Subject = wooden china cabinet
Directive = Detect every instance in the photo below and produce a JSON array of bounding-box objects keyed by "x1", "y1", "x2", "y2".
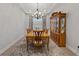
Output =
[{"x1": 50, "y1": 11, "x2": 66, "y2": 47}]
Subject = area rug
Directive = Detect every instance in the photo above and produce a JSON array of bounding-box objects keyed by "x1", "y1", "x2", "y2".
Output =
[{"x1": 1, "y1": 37, "x2": 76, "y2": 56}]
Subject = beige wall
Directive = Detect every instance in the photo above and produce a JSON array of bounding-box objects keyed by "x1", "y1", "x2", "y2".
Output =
[
  {"x1": 50, "y1": 3, "x2": 79, "y2": 55},
  {"x1": 0, "y1": 4, "x2": 29, "y2": 54}
]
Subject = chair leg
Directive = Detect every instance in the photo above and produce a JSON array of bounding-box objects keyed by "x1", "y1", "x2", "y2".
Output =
[
  {"x1": 47, "y1": 38, "x2": 49, "y2": 51},
  {"x1": 25, "y1": 37, "x2": 28, "y2": 51},
  {"x1": 27, "y1": 39, "x2": 29, "y2": 52}
]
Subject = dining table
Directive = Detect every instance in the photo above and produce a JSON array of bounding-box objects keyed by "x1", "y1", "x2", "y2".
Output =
[{"x1": 26, "y1": 30, "x2": 49, "y2": 51}]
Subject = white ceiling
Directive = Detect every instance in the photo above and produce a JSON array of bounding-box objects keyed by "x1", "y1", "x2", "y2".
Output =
[{"x1": 17, "y1": 3, "x2": 56, "y2": 16}]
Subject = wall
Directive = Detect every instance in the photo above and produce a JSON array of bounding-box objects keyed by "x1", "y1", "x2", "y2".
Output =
[
  {"x1": 46, "y1": 15, "x2": 50, "y2": 35},
  {"x1": 24, "y1": 15, "x2": 29, "y2": 29},
  {"x1": 0, "y1": 3, "x2": 29, "y2": 54},
  {"x1": 50, "y1": 3, "x2": 79, "y2": 55}
]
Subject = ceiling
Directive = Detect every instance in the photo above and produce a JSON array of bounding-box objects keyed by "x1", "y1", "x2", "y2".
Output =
[{"x1": 17, "y1": 3, "x2": 56, "y2": 16}]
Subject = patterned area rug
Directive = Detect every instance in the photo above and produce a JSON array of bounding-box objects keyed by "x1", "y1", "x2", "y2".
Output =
[{"x1": 1, "y1": 37, "x2": 76, "y2": 56}]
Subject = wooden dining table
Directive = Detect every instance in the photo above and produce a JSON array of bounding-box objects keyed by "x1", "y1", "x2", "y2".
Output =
[{"x1": 26, "y1": 30, "x2": 49, "y2": 51}]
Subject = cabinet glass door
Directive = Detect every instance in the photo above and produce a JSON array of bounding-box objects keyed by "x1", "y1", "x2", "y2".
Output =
[
  {"x1": 61, "y1": 18, "x2": 65, "y2": 33},
  {"x1": 50, "y1": 19, "x2": 54, "y2": 31},
  {"x1": 53, "y1": 17, "x2": 57, "y2": 32},
  {"x1": 56, "y1": 17, "x2": 59, "y2": 33}
]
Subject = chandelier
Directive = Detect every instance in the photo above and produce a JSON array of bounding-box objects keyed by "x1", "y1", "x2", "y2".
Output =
[{"x1": 32, "y1": 3, "x2": 42, "y2": 19}]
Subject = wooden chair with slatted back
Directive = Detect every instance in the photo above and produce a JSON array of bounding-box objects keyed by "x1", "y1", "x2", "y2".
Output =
[{"x1": 33, "y1": 30, "x2": 44, "y2": 47}]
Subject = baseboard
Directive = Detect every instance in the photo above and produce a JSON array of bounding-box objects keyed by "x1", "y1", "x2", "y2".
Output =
[
  {"x1": 67, "y1": 45, "x2": 79, "y2": 56},
  {"x1": 0, "y1": 35, "x2": 24, "y2": 55}
]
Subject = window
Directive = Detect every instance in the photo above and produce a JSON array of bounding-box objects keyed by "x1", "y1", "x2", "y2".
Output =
[{"x1": 33, "y1": 18, "x2": 43, "y2": 30}]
